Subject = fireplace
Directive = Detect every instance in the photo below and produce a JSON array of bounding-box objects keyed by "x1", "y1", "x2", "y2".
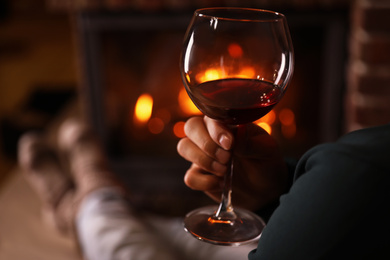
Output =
[{"x1": 76, "y1": 9, "x2": 348, "y2": 215}]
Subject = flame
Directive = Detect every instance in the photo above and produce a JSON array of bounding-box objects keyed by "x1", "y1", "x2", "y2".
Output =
[
  {"x1": 237, "y1": 66, "x2": 256, "y2": 78},
  {"x1": 196, "y1": 68, "x2": 222, "y2": 83},
  {"x1": 134, "y1": 93, "x2": 153, "y2": 124},
  {"x1": 191, "y1": 43, "x2": 257, "y2": 83},
  {"x1": 262, "y1": 110, "x2": 276, "y2": 125},
  {"x1": 178, "y1": 88, "x2": 201, "y2": 115},
  {"x1": 195, "y1": 66, "x2": 256, "y2": 84},
  {"x1": 257, "y1": 122, "x2": 272, "y2": 134},
  {"x1": 254, "y1": 110, "x2": 275, "y2": 134},
  {"x1": 254, "y1": 109, "x2": 297, "y2": 138}
]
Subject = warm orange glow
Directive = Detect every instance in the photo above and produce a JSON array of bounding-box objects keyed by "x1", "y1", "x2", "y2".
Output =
[
  {"x1": 173, "y1": 121, "x2": 186, "y2": 138},
  {"x1": 254, "y1": 110, "x2": 276, "y2": 125},
  {"x1": 195, "y1": 66, "x2": 258, "y2": 84},
  {"x1": 148, "y1": 117, "x2": 164, "y2": 134},
  {"x1": 185, "y1": 73, "x2": 191, "y2": 84},
  {"x1": 257, "y1": 122, "x2": 272, "y2": 134},
  {"x1": 208, "y1": 216, "x2": 233, "y2": 224},
  {"x1": 155, "y1": 109, "x2": 171, "y2": 123},
  {"x1": 282, "y1": 123, "x2": 296, "y2": 139},
  {"x1": 253, "y1": 110, "x2": 275, "y2": 134},
  {"x1": 279, "y1": 108, "x2": 295, "y2": 126},
  {"x1": 263, "y1": 110, "x2": 276, "y2": 124},
  {"x1": 196, "y1": 68, "x2": 222, "y2": 83},
  {"x1": 178, "y1": 88, "x2": 202, "y2": 115},
  {"x1": 228, "y1": 43, "x2": 243, "y2": 58},
  {"x1": 134, "y1": 93, "x2": 153, "y2": 123},
  {"x1": 238, "y1": 66, "x2": 255, "y2": 78}
]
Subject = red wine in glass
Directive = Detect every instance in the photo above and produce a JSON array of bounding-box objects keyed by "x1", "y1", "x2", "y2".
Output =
[{"x1": 188, "y1": 78, "x2": 283, "y2": 125}]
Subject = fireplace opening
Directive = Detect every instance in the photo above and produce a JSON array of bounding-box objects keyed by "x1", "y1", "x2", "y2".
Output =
[{"x1": 77, "y1": 9, "x2": 348, "y2": 215}]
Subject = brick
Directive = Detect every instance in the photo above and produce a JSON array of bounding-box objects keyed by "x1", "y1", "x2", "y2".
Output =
[
  {"x1": 348, "y1": 58, "x2": 390, "y2": 87},
  {"x1": 352, "y1": 0, "x2": 390, "y2": 33},
  {"x1": 349, "y1": 71, "x2": 390, "y2": 95},
  {"x1": 350, "y1": 30, "x2": 390, "y2": 64},
  {"x1": 347, "y1": 96, "x2": 390, "y2": 126},
  {"x1": 345, "y1": 70, "x2": 390, "y2": 128},
  {"x1": 356, "y1": 75, "x2": 390, "y2": 95}
]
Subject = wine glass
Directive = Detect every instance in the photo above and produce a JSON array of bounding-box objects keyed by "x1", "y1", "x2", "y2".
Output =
[{"x1": 180, "y1": 7, "x2": 294, "y2": 246}]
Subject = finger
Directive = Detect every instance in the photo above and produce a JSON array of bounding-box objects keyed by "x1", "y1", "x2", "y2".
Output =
[
  {"x1": 184, "y1": 117, "x2": 231, "y2": 165},
  {"x1": 177, "y1": 137, "x2": 227, "y2": 176},
  {"x1": 204, "y1": 116, "x2": 234, "y2": 151},
  {"x1": 184, "y1": 164, "x2": 222, "y2": 192}
]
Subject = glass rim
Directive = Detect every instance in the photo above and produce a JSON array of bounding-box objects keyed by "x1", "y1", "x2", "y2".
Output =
[{"x1": 194, "y1": 7, "x2": 286, "y2": 22}]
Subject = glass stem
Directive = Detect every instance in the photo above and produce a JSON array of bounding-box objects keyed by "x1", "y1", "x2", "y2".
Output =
[
  {"x1": 211, "y1": 125, "x2": 240, "y2": 222},
  {"x1": 213, "y1": 156, "x2": 237, "y2": 221}
]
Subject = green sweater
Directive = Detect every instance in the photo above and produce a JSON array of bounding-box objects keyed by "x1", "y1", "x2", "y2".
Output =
[{"x1": 249, "y1": 123, "x2": 390, "y2": 259}]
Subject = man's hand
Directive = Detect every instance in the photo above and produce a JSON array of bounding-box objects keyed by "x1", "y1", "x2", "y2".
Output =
[{"x1": 177, "y1": 116, "x2": 288, "y2": 211}]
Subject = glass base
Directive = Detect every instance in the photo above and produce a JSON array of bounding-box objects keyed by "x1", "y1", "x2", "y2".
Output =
[{"x1": 184, "y1": 205, "x2": 266, "y2": 246}]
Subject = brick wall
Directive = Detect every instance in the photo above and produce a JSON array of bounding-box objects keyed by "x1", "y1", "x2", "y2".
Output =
[{"x1": 346, "y1": 0, "x2": 390, "y2": 132}]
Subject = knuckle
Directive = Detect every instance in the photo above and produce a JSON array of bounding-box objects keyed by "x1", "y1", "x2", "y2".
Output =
[
  {"x1": 197, "y1": 154, "x2": 213, "y2": 171},
  {"x1": 201, "y1": 139, "x2": 217, "y2": 157},
  {"x1": 183, "y1": 169, "x2": 198, "y2": 190},
  {"x1": 184, "y1": 117, "x2": 201, "y2": 136}
]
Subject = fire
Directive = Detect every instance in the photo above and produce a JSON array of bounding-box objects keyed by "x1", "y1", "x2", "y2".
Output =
[
  {"x1": 196, "y1": 68, "x2": 222, "y2": 83},
  {"x1": 262, "y1": 110, "x2": 276, "y2": 124},
  {"x1": 237, "y1": 66, "x2": 255, "y2": 78},
  {"x1": 254, "y1": 110, "x2": 276, "y2": 134},
  {"x1": 178, "y1": 88, "x2": 201, "y2": 115},
  {"x1": 195, "y1": 66, "x2": 256, "y2": 84},
  {"x1": 192, "y1": 43, "x2": 258, "y2": 83},
  {"x1": 134, "y1": 93, "x2": 153, "y2": 124},
  {"x1": 253, "y1": 109, "x2": 296, "y2": 138},
  {"x1": 257, "y1": 122, "x2": 272, "y2": 134}
]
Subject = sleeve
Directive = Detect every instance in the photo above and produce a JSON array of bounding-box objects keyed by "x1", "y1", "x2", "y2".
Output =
[
  {"x1": 76, "y1": 187, "x2": 176, "y2": 260},
  {"x1": 254, "y1": 156, "x2": 297, "y2": 222},
  {"x1": 248, "y1": 139, "x2": 390, "y2": 259}
]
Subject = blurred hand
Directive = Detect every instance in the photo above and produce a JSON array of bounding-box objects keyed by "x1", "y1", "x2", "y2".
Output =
[{"x1": 177, "y1": 116, "x2": 288, "y2": 211}]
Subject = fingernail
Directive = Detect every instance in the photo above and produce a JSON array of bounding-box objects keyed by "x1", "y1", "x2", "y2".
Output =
[{"x1": 219, "y1": 134, "x2": 232, "y2": 150}]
